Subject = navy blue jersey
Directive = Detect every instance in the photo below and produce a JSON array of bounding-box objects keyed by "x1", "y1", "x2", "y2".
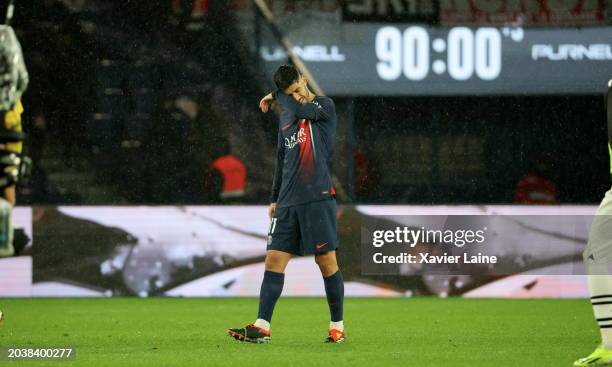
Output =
[{"x1": 270, "y1": 90, "x2": 336, "y2": 208}]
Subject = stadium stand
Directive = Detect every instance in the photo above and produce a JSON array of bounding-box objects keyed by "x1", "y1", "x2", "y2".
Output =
[
  {"x1": 12, "y1": 0, "x2": 278, "y2": 204},
  {"x1": 9, "y1": 0, "x2": 611, "y2": 205}
]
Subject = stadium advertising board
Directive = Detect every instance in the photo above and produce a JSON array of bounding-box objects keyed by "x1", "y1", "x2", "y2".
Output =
[
  {"x1": 259, "y1": 24, "x2": 612, "y2": 95},
  {"x1": 0, "y1": 207, "x2": 32, "y2": 297},
  {"x1": 440, "y1": 0, "x2": 607, "y2": 25},
  {"x1": 0, "y1": 205, "x2": 599, "y2": 299},
  {"x1": 342, "y1": 0, "x2": 439, "y2": 23},
  {"x1": 342, "y1": 0, "x2": 606, "y2": 24},
  {"x1": 240, "y1": 0, "x2": 607, "y2": 26}
]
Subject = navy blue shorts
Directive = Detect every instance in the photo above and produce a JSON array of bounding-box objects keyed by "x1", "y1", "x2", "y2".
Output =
[{"x1": 267, "y1": 198, "x2": 338, "y2": 256}]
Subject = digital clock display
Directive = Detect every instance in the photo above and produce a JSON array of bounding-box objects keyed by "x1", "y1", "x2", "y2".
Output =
[{"x1": 375, "y1": 26, "x2": 524, "y2": 82}]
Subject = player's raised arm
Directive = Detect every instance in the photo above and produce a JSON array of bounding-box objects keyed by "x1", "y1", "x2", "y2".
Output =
[
  {"x1": 272, "y1": 90, "x2": 332, "y2": 122},
  {"x1": 295, "y1": 98, "x2": 333, "y2": 122}
]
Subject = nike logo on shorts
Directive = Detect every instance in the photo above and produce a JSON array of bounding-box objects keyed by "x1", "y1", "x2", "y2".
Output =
[{"x1": 315, "y1": 242, "x2": 328, "y2": 249}]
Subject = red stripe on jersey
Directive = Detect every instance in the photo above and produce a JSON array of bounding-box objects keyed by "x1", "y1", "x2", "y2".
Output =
[{"x1": 297, "y1": 119, "x2": 315, "y2": 179}]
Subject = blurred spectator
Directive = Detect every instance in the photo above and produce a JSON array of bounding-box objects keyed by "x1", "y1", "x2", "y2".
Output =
[
  {"x1": 171, "y1": 0, "x2": 209, "y2": 31},
  {"x1": 205, "y1": 144, "x2": 247, "y2": 202},
  {"x1": 513, "y1": 156, "x2": 558, "y2": 204}
]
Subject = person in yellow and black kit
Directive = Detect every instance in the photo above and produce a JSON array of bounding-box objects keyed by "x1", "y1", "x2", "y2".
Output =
[
  {"x1": 0, "y1": 24, "x2": 29, "y2": 257},
  {"x1": 1, "y1": 100, "x2": 24, "y2": 203}
]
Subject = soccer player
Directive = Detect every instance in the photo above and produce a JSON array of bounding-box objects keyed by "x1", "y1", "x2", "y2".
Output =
[
  {"x1": 227, "y1": 64, "x2": 345, "y2": 343},
  {"x1": 0, "y1": 24, "x2": 28, "y2": 257},
  {"x1": 575, "y1": 80, "x2": 612, "y2": 366}
]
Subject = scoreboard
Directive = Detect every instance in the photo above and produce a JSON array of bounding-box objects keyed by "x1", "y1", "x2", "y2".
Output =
[{"x1": 259, "y1": 23, "x2": 612, "y2": 95}]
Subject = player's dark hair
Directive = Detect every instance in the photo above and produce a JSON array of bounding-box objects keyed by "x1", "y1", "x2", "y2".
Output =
[{"x1": 274, "y1": 64, "x2": 299, "y2": 91}]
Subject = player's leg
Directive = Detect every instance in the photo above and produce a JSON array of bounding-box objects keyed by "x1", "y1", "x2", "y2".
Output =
[
  {"x1": 575, "y1": 189, "x2": 612, "y2": 366},
  {"x1": 227, "y1": 250, "x2": 291, "y2": 343},
  {"x1": 298, "y1": 198, "x2": 345, "y2": 342},
  {"x1": 314, "y1": 250, "x2": 345, "y2": 343},
  {"x1": 575, "y1": 262, "x2": 612, "y2": 366},
  {"x1": 254, "y1": 250, "x2": 291, "y2": 330},
  {"x1": 228, "y1": 205, "x2": 298, "y2": 343}
]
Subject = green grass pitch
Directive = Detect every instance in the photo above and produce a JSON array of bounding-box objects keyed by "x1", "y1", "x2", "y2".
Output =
[{"x1": 0, "y1": 298, "x2": 601, "y2": 366}]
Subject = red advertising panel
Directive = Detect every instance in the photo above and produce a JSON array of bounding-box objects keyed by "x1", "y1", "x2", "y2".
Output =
[{"x1": 441, "y1": 0, "x2": 607, "y2": 25}]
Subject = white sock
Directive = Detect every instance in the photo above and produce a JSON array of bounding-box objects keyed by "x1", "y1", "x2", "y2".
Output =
[
  {"x1": 254, "y1": 318, "x2": 270, "y2": 331},
  {"x1": 588, "y1": 269, "x2": 612, "y2": 349},
  {"x1": 330, "y1": 321, "x2": 344, "y2": 332}
]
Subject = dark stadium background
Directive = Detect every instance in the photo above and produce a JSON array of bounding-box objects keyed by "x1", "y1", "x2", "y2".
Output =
[{"x1": 8, "y1": 0, "x2": 610, "y2": 207}]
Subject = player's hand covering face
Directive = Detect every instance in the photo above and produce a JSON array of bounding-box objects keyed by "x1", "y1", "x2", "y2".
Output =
[{"x1": 284, "y1": 76, "x2": 310, "y2": 105}]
